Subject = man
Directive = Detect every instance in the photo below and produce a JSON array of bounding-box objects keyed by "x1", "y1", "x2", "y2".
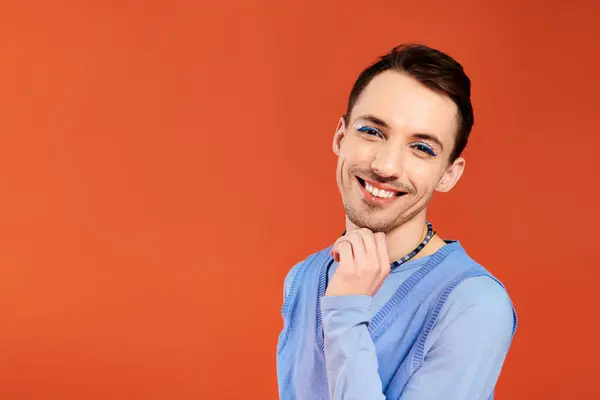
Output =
[{"x1": 276, "y1": 44, "x2": 517, "y2": 400}]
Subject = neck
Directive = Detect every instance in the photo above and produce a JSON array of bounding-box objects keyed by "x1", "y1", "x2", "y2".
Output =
[{"x1": 345, "y1": 211, "x2": 446, "y2": 263}]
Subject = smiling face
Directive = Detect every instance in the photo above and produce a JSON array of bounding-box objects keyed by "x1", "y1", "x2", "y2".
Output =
[{"x1": 333, "y1": 70, "x2": 466, "y2": 233}]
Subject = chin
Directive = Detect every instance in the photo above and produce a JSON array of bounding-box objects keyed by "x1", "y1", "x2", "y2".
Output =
[{"x1": 345, "y1": 205, "x2": 399, "y2": 233}]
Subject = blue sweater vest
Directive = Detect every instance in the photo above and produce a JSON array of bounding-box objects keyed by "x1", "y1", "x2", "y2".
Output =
[{"x1": 276, "y1": 241, "x2": 514, "y2": 399}]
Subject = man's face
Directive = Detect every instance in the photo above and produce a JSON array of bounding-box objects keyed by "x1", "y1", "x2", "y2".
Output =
[{"x1": 333, "y1": 70, "x2": 465, "y2": 233}]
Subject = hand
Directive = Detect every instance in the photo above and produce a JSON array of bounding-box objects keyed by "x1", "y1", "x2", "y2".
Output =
[{"x1": 325, "y1": 228, "x2": 390, "y2": 297}]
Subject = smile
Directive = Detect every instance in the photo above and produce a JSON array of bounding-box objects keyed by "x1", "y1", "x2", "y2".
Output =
[{"x1": 356, "y1": 177, "x2": 406, "y2": 204}]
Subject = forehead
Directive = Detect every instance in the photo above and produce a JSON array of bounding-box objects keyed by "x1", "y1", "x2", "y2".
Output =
[{"x1": 351, "y1": 70, "x2": 458, "y2": 142}]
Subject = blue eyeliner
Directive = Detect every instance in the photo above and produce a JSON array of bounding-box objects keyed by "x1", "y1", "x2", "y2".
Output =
[
  {"x1": 413, "y1": 142, "x2": 437, "y2": 156},
  {"x1": 356, "y1": 123, "x2": 437, "y2": 156},
  {"x1": 356, "y1": 125, "x2": 383, "y2": 137}
]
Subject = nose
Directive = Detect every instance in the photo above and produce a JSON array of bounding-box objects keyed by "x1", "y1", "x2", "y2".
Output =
[{"x1": 371, "y1": 143, "x2": 402, "y2": 179}]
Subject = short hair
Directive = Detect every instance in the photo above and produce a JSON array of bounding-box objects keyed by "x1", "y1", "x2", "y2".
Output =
[{"x1": 344, "y1": 44, "x2": 474, "y2": 161}]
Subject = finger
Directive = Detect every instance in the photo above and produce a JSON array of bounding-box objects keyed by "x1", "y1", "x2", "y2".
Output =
[
  {"x1": 332, "y1": 236, "x2": 351, "y2": 262},
  {"x1": 335, "y1": 241, "x2": 354, "y2": 266},
  {"x1": 374, "y1": 232, "x2": 391, "y2": 277},
  {"x1": 339, "y1": 232, "x2": 367, "y2": 268},
  {"x1": 332, "y1": 235, "x2": 354, "y2": 262},
  {"x1": 354, "y1": 228, "x2": 379, "y2": 270}
]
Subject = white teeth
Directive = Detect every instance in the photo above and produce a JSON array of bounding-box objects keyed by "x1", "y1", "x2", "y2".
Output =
[{"x1": 365, "y1": 182, "x2": 395, "y2": 198}]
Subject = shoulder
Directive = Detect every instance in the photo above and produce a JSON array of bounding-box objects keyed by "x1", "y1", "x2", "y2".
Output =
[
  {"x1": 283, "y1": 245, "x2": 333, "y2": 299},
  {"x1": 446, "y1": 274, "x2": 514, "y2": 315},
  {"x1": 435, "y1": 274, "x2": 517, "y2": 343},
  {"x1": 439, "y1": 244, "x2": 517, "y2": 334},
  {"x1": 283, "y1": 260, "x2": 304, "y2": 299}
]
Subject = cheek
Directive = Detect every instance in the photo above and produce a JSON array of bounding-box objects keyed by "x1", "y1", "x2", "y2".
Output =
[
  {"x1": 406, "y1": 161, "x2": 444, "y2": 192},
  {"x1": 340, "y1": 136, "x2": 377, "y2": 166}
]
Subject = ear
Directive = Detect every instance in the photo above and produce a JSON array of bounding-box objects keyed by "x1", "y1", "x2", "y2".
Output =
[
  {"x1": 435, "y1": 157, "x2": 466, "y2": 193},
  {"x1": 332, "y1": 117, "x2": 346, "y2": 156}
]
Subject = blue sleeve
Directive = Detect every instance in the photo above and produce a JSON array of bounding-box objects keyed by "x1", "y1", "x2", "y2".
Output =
[
  {"x1": 320, "y1": 294, "x2": 386, "y2": 400},
  {"x1": 401, "y1": 276, "x2": 515, "y2": 400},
  {"x1": 320, "y1": 276, "x2": 515, "y2": 400}
]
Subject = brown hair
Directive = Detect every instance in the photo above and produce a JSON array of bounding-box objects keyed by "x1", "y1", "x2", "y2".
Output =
[{"x1": 344, "y1": 44, "x2": 474, "y2": 161}]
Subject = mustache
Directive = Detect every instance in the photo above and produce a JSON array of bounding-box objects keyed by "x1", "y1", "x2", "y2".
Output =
[{"x1": 356, "y1": 171, "x2": 414, "y2": 193}]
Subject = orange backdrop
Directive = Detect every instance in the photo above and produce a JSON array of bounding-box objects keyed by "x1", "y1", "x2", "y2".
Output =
[{"x1": 1, "y1": 1, "x2": 599, "y2": 399}]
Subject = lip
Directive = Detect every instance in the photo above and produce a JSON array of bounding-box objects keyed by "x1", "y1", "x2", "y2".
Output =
[
  {"x1": 360, "y1": 177, "x2": 403, "y2": 194},
  {"x1": 356, "y1": 176, "x2": 404, "y2": 206}
]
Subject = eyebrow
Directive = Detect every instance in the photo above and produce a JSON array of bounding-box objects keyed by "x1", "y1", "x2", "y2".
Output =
[
  {"x1": 357, "y1": 115, "x2": 390, "y2": 129},
  {"x1": 355, "y1": 114, "x2": 445, "y2": 151}
]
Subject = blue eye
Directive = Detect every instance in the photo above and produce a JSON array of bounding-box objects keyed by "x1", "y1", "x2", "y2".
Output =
[
  {"x1": 412, "y1": 142, "x2": 437, "y2": 156},
  {"x1": 357, "y1": 125, "x2": 383, "y2": 138}
]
